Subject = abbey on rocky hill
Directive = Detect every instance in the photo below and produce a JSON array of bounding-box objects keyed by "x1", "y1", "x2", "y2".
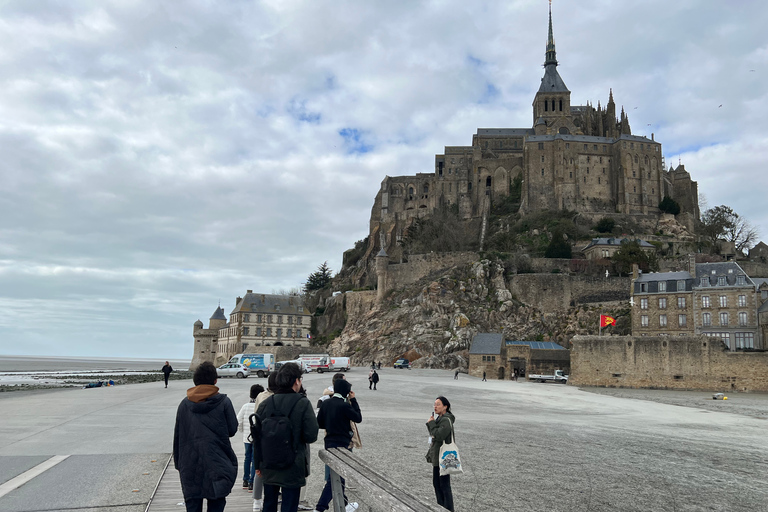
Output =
[{"x1": 368, "y1": 5, "x2": 699, "y2": 260}]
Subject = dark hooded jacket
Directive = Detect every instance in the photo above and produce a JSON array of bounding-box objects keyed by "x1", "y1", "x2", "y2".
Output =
[
  {"x1": 173, "y1": 385, "x2": 238, "y2": 500},
  {"x1": 255, "y1": 390, "x2": 319, "y2": 489},
  {"x1": 317, "y1": 379, "x2": 362, "y2": 449}
]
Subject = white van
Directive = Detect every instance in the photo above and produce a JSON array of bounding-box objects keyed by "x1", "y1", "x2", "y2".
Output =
[
  {"x1": 269, "y1": 359, "x2": 308, "y2": 375},
  {"x1": 330, "y1": 357, "x2": 351, "y2": 371}
]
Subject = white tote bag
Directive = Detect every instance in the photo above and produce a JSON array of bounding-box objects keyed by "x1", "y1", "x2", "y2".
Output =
[{"x1": 438, "y1": 418, "x2": 463, "y2": 476}]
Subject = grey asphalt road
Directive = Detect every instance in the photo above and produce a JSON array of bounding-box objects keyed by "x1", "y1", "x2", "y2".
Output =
[{"x1": 1, "y1": 368, "x2": 767, "y2": 512}]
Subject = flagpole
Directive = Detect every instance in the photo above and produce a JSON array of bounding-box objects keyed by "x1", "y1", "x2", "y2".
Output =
[{"x1": 599, "y1": 312, "x2": 602, "y2": 336}]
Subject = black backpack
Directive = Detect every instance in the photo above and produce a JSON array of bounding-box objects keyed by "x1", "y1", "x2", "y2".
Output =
[{"x1": 251, "y1": 395, "x2": 300, "y2": 470}]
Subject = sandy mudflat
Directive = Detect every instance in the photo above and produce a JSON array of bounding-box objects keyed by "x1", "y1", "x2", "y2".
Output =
[{"x1": 580, "y1": 385, "x2": 768, "y2": 419}]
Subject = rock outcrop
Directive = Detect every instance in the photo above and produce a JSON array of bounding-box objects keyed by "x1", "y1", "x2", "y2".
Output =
[{"x1": 324, "y1": 259, "x2": 631, "y2": 369}]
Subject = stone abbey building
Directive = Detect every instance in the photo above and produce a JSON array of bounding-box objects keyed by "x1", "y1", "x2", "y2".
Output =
[{"x1": 368, "y1": 5, "x2": 699, "y2": 261}]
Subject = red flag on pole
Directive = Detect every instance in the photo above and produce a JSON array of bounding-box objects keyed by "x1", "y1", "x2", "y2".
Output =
[{"x1": 600, "y1": 315, "x2": 616, "y2": 327}]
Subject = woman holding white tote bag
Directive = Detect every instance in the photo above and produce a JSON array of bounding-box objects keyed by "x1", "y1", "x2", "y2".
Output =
[{"x1": 425, "y1": 396, "x2": 456, "y2": 512}]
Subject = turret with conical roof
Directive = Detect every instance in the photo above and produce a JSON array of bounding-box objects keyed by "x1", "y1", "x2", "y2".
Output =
[{"x1": 209, "y1": 306, "x2": 227, "y2": 331}]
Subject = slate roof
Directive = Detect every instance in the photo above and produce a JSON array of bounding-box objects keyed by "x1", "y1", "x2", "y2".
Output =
[
  {"x1": 506, "y1": 340, "x2": 567, "y2": 350},
  {"x1": 538, "y1": 65, "x2": 569, "y2": 93},
  {"x1": 759, "y1": 300, "x2": 768, "y2": 313},
  {"x1": 210, "y1": 307, "x2": 226, "y2": 320},
  {"x1": 751, "y1": 277, "x2": 768, "y2": 290},
  {"x1": 476, "y1": 128, "x2": 533, "y2": 136},
  {"x1": 469, "y1": 333, "x2": 504, "y2": 355},
  {"x1": 695, "y1": 262, "x2": 753, "y2": 288},
  {"x1": 231, "y1": 292, "x2": 309, "y2": 315},
  {"x1": 635, "y1": 271, "x2": 693, "y2": 283}
]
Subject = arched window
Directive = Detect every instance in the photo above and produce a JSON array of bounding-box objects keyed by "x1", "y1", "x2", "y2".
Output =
[
  {"x1": 423, "y1": 184, "x2": 429, "y2": 194},
  {"x1": 544, "y1": 101, "x2": 548, "y2": 112},
  {"x1": 551, "y1": 100, "x2": 556, "y2": 111},
  {"x1": 559, "y1": 127, "x2": 569, "y2": 134},
  {"x1": 559, "y1": 99, "x2": 563, "y2": 111},
  {"x1": 408, "y1": 186, "x2": 414, "y2": 196},
  {"x1": 634, "y1": 155, "x2": 638, "y2": 164}
]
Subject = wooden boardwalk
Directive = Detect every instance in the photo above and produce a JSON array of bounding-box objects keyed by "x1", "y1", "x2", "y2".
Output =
[{"x1": 147, "y1": 443, "x2": 255, "y2": 512}]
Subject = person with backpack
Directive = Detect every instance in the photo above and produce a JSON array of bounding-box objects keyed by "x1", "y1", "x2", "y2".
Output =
[
  {"x1": 254, "y1": 363, "x2": 318, "y2": 512},
  {"x1": 173, "y1": 361, "x2": 238, "y2": 512},
  {"x1": 251, "y1": 373, "x2": 277, "y2": 511},
  {"x1": 312, "y1": 378, "x2": 361, "y2": 512},
  {"x1": 370, "y1": 370, "x2": 379, "y2": 390},
  {"x1": 237, "y1": 384, "x2": 264, "y2": 491}
]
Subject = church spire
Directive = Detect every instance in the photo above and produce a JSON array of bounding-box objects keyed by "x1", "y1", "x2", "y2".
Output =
[{"x1": 545, "y1": 0, "x2": 558, "y2": 67}]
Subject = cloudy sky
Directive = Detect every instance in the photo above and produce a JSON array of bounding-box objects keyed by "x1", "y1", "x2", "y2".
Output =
[{"x1": 1, "y1": 0, "x2": 766, "y2": 360}]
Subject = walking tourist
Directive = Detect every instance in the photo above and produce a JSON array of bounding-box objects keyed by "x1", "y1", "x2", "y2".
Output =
[
  {"x1": 313, "y1": 378, "x2": 361, "y2": 512},
  {"x1": 370, "y1": 370, "x2": 379, "y2": 390},
  {"x1": 162, "y1": 361, "x2": 173, "y2": 388},
  {"x1": 482, "y1": 371, "x2": 487, "y2": 381},
  {"x1": 252, "y1": 373, "x2": 278, "y2": 511},
  {"x1": 426, "y1": 396, "x2": 455, "y2": 512},
  {"x1": 454, "y1": 369, "x2": 459, "y2": 380},
  {"x1": 173, "y1": 361, "x2": 238, "y2": 512},
  {"x1": 254, "y1": 363, "x2": 318, "y2": 512},
  {"x1": 237, "y1": 384, "x2": 264, "y2": 491}
]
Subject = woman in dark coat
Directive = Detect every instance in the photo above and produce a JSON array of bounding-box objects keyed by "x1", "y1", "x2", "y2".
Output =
[{"x1": 426, "y1": 396, "x2": 455, "y2": 512}]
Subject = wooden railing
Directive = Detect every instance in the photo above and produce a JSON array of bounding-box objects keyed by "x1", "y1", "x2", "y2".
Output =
[{"x1": 318, "y1": 447, "x2": 447, "y2": 512}]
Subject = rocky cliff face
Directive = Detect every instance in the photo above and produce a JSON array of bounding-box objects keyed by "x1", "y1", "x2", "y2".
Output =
[{"x1": 324, "y1": 259, "x2": 631, "y2": 369}]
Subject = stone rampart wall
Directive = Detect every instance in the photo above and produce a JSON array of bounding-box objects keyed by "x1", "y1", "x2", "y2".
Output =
[
  {"x1": 571, "y1": 334, "x2": 768, "y2": 392},
  {"x1": 507, "y1": 274, "x2": 629, "y2": 311},
  {"x1": 385, "y1": 252, "x2": 479, "y2": 290}
]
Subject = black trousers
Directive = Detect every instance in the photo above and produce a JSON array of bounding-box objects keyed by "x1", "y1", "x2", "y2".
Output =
[
  {"x1": 164, "y1": 374, "x2": 170, "y2": 386},
  {"x1": 432, "y1": 466, "x2": 454, "y2": 511},
  {"x1": 184, "y1": 497, "x2": 225, "y2": 512}
]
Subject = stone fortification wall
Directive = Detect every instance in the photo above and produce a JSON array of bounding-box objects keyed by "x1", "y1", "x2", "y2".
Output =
[
  {"x1": 737, "y1": 261, "x2": 768, "y2": 278},
  {"x1": 384, "y1": 252, "x2": 479, "y2": 291},
  {"x1": 571, "y1": 335, "x2": 768, "y2": 392},
  {"x1": 507, "y1": 274, "x2": 629, "y2": 311}
]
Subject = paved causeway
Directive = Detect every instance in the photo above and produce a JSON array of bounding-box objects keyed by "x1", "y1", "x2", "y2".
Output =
[{"x1": 1, "y1": 369, "x2": 767, "y2": 511}]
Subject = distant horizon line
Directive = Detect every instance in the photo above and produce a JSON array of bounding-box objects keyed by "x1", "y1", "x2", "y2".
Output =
[{"x1": 0, "y1": 354, "x2": 191, "y2": 363}]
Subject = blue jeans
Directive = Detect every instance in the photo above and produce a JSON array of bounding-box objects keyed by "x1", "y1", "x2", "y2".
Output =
[
  {"x1": 244, "y1": 443, "x2": 256, "y2": 483},
  {"x1": 315, "y1": 451, "x2": 350, "y2": 512},
  {"x1": 263, "y1": 484, "x2": 300, "y2": 512}
]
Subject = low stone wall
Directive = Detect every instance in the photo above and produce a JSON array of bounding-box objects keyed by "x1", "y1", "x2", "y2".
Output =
[{"x1": 571, "y1": 335, "x2": 768, "y2": 392}]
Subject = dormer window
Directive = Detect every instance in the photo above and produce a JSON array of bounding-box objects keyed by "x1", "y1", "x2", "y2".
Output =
[
  {"x1": 717, "y1": 276, "x2": 726, "y2": 286},
  {"x1": 658, "y1": 281, "x2": 667, "y2": 292},
  {"x1": 737, "y1": 275, "x2": 746, "y2": 285}
]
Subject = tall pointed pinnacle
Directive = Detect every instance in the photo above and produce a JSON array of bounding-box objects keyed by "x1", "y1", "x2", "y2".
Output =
[{"x1": 545, "y1": 0, "x2": 557, "y2": 67}]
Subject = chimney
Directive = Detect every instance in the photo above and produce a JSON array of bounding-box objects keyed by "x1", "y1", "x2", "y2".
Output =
[
  {"x1": 236, "y1": 296, "x2": 241, "y2": 306},
  {"x1": 688, "y1": 254, "x2": 696, "y2": 276},
  {"x1": 247, "y1": 289, "x2": 252, "y2": 293},
  {"x1": 261, "y1": 294, "x2": 266, "y2": 304}
]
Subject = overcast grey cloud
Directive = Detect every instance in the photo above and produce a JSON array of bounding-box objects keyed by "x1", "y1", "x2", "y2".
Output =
[{"x1": 1, "y1": 0, "x2": 766, "y2": 359}]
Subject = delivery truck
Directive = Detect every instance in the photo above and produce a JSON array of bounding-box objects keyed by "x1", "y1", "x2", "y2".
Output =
[
  {"x1": 330, "y1": 357, "x2": 351, "y2": 371},
  {"x1": 298, "y1": 354, "x2": 332, "y2": 373},
  {"x1": 227, "y1": 353, "x2": 275, "y2": 378}
]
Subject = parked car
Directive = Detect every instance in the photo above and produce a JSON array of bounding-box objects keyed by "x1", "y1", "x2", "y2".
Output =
[
  {"x1": 394, "y1": 358, "x2": 411, "y2": 369},
  {"x1": 217, "y1": 363, "x2": 250, "y2": 378}
]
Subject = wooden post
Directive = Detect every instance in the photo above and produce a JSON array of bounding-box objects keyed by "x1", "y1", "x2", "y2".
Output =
[{"x1": 330, "y1": 468, "x2": 345, "y2": 512}]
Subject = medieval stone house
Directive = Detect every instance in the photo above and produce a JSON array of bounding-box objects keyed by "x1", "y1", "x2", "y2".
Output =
[{"x1": 469, "y1": 332, "x2": 570, "y2": 380}]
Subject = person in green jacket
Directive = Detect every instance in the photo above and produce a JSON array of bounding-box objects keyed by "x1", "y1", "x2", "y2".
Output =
[{"x1": 426, "y1": 396, "x2": 455, "y2": 512}]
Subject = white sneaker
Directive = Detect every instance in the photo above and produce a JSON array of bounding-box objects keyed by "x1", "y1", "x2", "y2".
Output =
[
  {"x1": 345, "y1": 503, "x2": 359, "y2": 512},
  {"x1": 253, "y1": 498, "x2": 262, "y2": 511}
]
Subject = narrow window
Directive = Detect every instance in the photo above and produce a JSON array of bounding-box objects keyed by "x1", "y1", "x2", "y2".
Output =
[
  {"x1": 678, "y1": 314, "x2": 687, "y2": 327},
  {"x1": 559, "y1": 99, "x2": 563, "y2": 111},
  {"x1": 702, "y1": 313, "x2": 711, "y2": 327},
  {"x1": 640, "y1": 298, "x2": 648, "y2": 310},
  {"x1": 641, "y1": 315, "x2": 649, "y2": 327},
  {"x1": 720, "y1": 312, "x2": 728, "y2": 326},
  {"x1": 659, "y1": 315, "x2": 667, "y2": 327},
  {"x1": 739, "y1": 312, "x2": 748, "y2": 326},
  {"x1": 701, "y1": 296, "x2": 710, "y2": 308},
  {"x1": 738, "y1": 295, "x2": 746, "y2": 307}
]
